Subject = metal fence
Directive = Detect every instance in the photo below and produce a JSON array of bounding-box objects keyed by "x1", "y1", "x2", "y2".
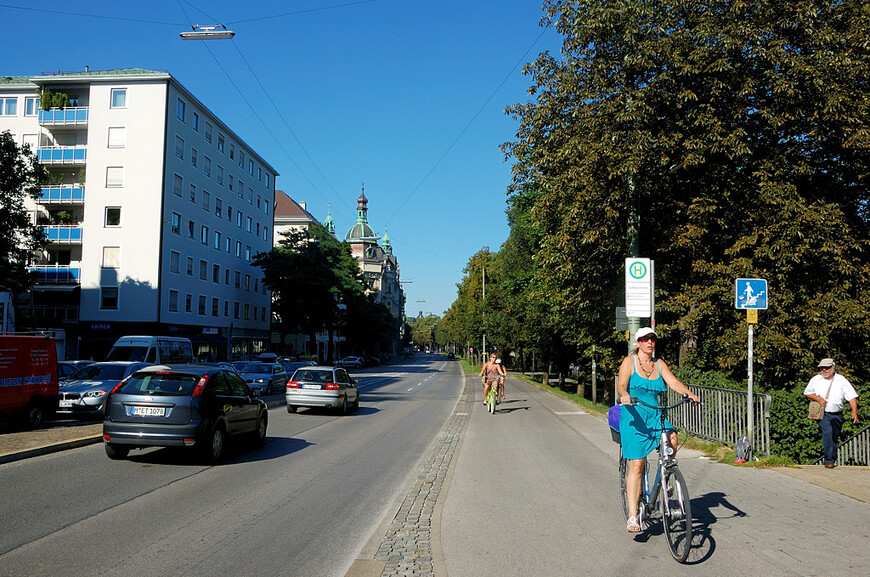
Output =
[
  {"x1": 812, "y1": 425, "x2": 870, "y2": 466},
  {"x1": 666, "y1": 385, "x2": 772, "y2": 456}
]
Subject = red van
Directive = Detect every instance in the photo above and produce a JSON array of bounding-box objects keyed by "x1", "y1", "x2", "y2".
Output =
[{"x1": 0, "y1": 335, "x2": 59, "y2": 427}]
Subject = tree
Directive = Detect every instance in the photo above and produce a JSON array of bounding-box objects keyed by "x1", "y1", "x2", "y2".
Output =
[
  {"x1": 502, "y1": 0, "x2": 870, "y2": 387},
  {"x1": 0, "y1": 131, "x2": 47, "y2": 296}
]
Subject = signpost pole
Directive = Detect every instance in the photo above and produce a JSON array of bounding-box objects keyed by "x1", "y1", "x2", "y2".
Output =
[{"x1": 747, "y1": 318, "x2": 754, "y2": 447}]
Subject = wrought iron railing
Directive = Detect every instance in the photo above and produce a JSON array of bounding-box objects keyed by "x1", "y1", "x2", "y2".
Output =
[{"x1": 812, "y1": 425, "x2": 870, "y2": 466}]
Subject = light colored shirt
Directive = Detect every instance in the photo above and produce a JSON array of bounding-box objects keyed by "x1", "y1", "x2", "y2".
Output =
[{"x1": 803, "y1": 373, "x2": 858, "y2": 413}]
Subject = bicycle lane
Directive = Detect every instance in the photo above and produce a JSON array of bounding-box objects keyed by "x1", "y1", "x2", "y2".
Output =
[{"x1": 438, "y1": 377, "x2": 870, "y2": 577}]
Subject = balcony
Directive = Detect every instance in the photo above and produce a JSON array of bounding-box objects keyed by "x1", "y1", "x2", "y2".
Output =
[
  {"x1": 43, "y1": 225, "x2": 83, "y2": 244},
  {"x1": 40, "y1": 185, "x2": 85, "y2": 204},
  {"x1": 37, "y1": 146, "x2": 87, "y2": 165},
  {"x1": 30, "y1": 265, "x2": 81, "y2": 285},
  {"x1": 38, "y1": 107, "x2": 88, "y2": 127}
]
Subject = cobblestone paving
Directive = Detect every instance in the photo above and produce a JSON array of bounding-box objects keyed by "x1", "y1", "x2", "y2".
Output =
[{"x1": 373, "y1": 375, "x2": 473, "y2": 576}]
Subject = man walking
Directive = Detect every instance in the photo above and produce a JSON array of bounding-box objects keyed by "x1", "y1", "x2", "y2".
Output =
[{"x1": 804, "y1": 358, "x2": 859, "y2": 468}]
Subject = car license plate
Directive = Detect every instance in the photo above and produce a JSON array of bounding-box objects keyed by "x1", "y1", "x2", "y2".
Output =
[
  {"x1": 59, "y1": 400, "x2": 74, "y2": 408},
  {"x1": 132, "y1": 406, "x2": 165, "y2": 417},
  {"x1": 302, "y1": 384, "x2": 321, "y2": 390}
]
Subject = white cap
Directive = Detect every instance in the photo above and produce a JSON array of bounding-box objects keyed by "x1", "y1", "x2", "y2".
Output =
[
  {"x1": 635, "y1": 327, "x2": 657, "y2": 341},
  {"x1": 495, "y1": 358, "x2": 502, "y2": 364}
]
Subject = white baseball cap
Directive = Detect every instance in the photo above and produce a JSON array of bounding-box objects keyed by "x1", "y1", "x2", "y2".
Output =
[{"x1": 635, "y1": 327, "x2": 657, "y2": 341}]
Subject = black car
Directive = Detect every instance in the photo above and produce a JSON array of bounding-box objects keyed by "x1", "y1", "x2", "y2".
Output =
[{"x1": 102, "y1": 364, "x2": 267, "y2": 462}]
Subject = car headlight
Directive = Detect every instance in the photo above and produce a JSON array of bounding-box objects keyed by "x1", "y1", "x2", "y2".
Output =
[
  {"x1": 254, "y1": 378, "x2": 265, "y2": 383},
  {"x1": 84, "y1": 391, "x2": 107, "y2": 398}
]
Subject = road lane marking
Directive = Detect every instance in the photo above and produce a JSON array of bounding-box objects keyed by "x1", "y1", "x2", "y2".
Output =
[{"x1": 554, "y1": 411, "x2": 587, "y2": 415}]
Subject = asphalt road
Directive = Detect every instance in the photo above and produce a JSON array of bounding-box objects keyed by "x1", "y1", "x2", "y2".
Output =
[{"x1": 0, "y1": 356, "x2": 464, "y2": 577}]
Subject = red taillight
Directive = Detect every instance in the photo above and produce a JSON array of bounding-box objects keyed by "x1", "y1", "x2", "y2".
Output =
[
  {"x1": 103, "y1": 434, "x2": 111, "y2": 441},
  {"x1": 325, "y1": 382, "x2": 339, "y2": 390},
  {"x1": 286, "y1": 381, "x2": 299, "y2": 389},
  {"x1": 191, "y1": 374, "x2": 210, "y2": 397}
]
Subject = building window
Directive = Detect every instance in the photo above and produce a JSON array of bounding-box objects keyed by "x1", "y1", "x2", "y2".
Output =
[
  {"x1": 187, "y1": 220, "x2": 195, "y2": 239},
  {"x1": 265, "y1": 173, "x2": 270, "y2": 188},
  {"x1": 257, "y1": 167, "x2": 262, "y2": 181},
  {"x1": 191, "y1": 147, "x2": 198, "y2": 168},
  {"x1": 192, "y1": 112, "x2": 199, "y2": 131},
  {"x1": 215, "y1": 198, "x2": 222, "y2": 218},
  {"x1": 264, "y1": 199, "x2": 270, "y2": 215},
  {"x1": 261, "y1": 306, "x2": 266, "y2": 321},
  {"x1": 228, "y1": 174, "x2": 234, "y2": 192},
  {"x1": 247, "y1": 187, "x2": 253, "y2": 203},
  {"x1": 203, "y1": 156, "x2": 211, "y2": 178},
  {"x1": 254, "y1": 278, "x2": 259, "y2": 293},
  {"x1": 111, "y1": 89, "x2": 126, "y2": 108},
  {"x1": 235, "y1": 241, "x2": 242, "y2": 258},
  {"x1": 171, "y1": 212, "x2": 181, "y2": 235},
  {"x1": 225, "y1": 269, "x2": 230, "y2": 285},
  {"x1": 229, "y1": 143, "x2": 235, "y2": 160},
  {"x1": 101, "y1": 287, "x2": 119, "y2": 309},
  {"x1": 106, "y1": 166, "x2": 124, "y2": 188},
  {"x1": 216, "y1": 165, "x2": 223, "y2": 185},
  {"x1": 225, "y1": 237, "x2": 231, "y2": 253},
  {"x1": 213, "y1": 230, "x2": 221, "y2": 250},
  {"x1": 211, "y1": 297, "x2": 219, "y2": 317},
  {"x1": 227, "y1": 206, "x2": 232, "y2": 221},
  {"x1": 238, "y1": 180, "x2": 244, "y2": 199},
  {"x1": 176, "y1": 98, "x2": 186, "y2": 122},
  {"x1": 217, "y1": 133, "x2": 224, "y2": 152},
  {"x1": 104, "y1": 207, "x2": 121, "y2": 227},
  {"x1": 186, "y1": 257, "x2": 194, "y2": 276},
  {"x1": 102, "y1": 246, "x2": 120, "y2": 268},
  {"x1": 246, "y1": 216, "x2": 252, "y2": 232},
  {"x1": 173, "y1": 173, "x2": 183, "y2": 197},
  {"x1": 244, "y1": 303, "x2": 250, "y2": 320},
  {"x1": 202, "y1": 190, "x2": 210, "y2": 211},
  {"x1": 25, "y1": 97, "x2": 38, "y2": 116},
  {"x1": 201, "y1": 225, "x2": 209, "y2": 245},
  {"x1": 249, "y1": 159, "x2": 254, "y2": 176},
  {"x1": 245, "y1": 274, "x2": 251, "y2": 290},
  {"x1": 169, "y1": 290, "x2": 179, "y2": 312},
  {"x1": 199, "y1": 259, "x2": 208, "y2": 280},
  {"x1": 205, "y1": 122, "x2": 213, "y2": 143},
  {"x1": 189, "y1": 184, "x2": 196, "y2": 203},
  {"x1": 224, "y1": 301, "x2": 229, "y2": 317},
  {"x1": 234, "y1": 302, "x2": 240, "y2": 319},
  {"x1": 234, "y1": 271, "x2": 241, "y2": 288},
  {"x1": 263, "y1": 226, "x2": 269, "y2": 241},
  {"x1": 212, "y1": 264, "x2": 220, "y2": 283},
  {"x1": 175, "y1": 136, "x2": 184, "y2": 159},
  {"x1": 185, "y1": 293, "x2": 192, "y2": 312},
  {"x1": 198, "y1": 295, "x2": 207, "y2": 315},
  {"x1": 107, "y1": 126, "x2": 126, "y2": 148},
  {"x1": 256, "y1": 222, "x2": 260, "y2": 237},
  {"x1": 236, "y1": 211, "x2": 243, "y2": 228},
  {"x1": 245, "y1": 246, "x2": 251, "y2": 262},
  {"x1": 239, "y1": 150, "x2": 245, "y2": 169},
  {"x1": 170, "y1": 251, "x2": 180, "y2": 273}
]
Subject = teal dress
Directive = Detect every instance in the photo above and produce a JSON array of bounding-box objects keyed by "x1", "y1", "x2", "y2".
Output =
[{"x1": 619, "y1": 356, "x2": 673, "y2": 460}]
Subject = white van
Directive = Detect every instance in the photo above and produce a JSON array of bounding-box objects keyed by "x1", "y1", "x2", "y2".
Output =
[{"x1": 105, "y1": 336, "x2": 194, "y2": 364}]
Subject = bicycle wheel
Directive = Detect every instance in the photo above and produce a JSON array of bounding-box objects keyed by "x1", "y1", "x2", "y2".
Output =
[
  {"x1": 488, "y1": 389, "x2": 496, "y2": 413},
  {"x1": 618, "y1": 452, "x2": 629, "y2": 521},
  {"x1": 661, "y1": 466, "x2": 693, "y2": 563}
]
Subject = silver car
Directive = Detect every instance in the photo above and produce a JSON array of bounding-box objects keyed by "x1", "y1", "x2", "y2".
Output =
[
  {"x1": 286, "y1": 366, "x2": 359, "y2": 415},
  {"x1": 59, "y1": 362, "x2": 151, "y2": 415}
]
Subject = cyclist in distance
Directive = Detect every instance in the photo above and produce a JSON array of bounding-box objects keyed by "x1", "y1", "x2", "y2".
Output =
[
  {"x1": 479, "y1": 353, "x2": 505, "y2": 405},
  {"x1": 496, "y1": 358, "x2": 507, "y2": 400},
  {"x1": 617, "y1": 327, "x2": 699, "y2": 533}
]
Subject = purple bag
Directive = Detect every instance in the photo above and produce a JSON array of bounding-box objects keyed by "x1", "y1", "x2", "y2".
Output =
[{"x1": 608, "y1": 404, "x2": 621, "y2": 431}]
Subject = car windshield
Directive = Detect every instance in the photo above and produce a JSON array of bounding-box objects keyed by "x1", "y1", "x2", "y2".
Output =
[
  {"x1": 293, "y1": 370, "x2": 332, "y2": 382},
  {"x1": 105, "y1": 346, "x2": 148, "y2": 362},
  {"x1": 117, "y1": 373, "x2": 200, "y2": 396},
  {"x1": 241, "y1": 363, "x2": 271, "y2": 373},
  {"x1": 71, "y1": 365, "x2": 128, "y2": 381}
]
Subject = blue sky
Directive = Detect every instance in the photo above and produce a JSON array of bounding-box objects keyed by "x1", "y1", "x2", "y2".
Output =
[{"x1": 3, "y1": 0, "x2": 560, "y2": 316}]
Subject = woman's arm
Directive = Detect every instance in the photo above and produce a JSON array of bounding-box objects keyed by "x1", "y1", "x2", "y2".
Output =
[
  {"x1": 617, "y1": 356, "x2": 633, "y2": 405},
  {"x1": 659, "y1": 359, "x2": 700, "y2": 403},
  {"x1": 478, "y1": 363, "x2": 487, "y2": 377}
]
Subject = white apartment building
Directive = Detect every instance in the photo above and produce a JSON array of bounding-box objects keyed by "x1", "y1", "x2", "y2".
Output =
[{"x1": 0, "y1": 69, "x2": 277, "y2": 360}]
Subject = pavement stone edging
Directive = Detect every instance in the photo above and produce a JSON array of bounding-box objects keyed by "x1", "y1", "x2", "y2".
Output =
[{"x1": 371, "y1": 374, "x2": 473, "y2": 577}]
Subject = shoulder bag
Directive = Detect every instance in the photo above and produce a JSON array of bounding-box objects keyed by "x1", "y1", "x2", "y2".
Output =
[{"x1": 808, "y1": 379, "x2": 833, "y2": 420}]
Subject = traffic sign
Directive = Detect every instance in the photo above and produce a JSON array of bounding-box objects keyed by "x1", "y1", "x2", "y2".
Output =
[
  {"x1": 735, "y1": 278, "x2": 768, "y2": 310},
  {"x1": 625, "y1": 258, "x2": 653, "y2": 317}
]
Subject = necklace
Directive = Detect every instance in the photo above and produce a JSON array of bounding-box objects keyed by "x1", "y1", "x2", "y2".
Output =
[{"x1": 637, "y1": 354, "x2": 654, "y2": 377}]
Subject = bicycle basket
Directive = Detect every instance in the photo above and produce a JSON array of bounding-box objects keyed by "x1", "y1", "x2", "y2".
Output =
[{"x1": 608, "y1": 404, "x2": 621, "y2": 443}]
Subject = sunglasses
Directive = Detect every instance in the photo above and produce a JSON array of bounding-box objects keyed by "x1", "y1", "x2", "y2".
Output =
[
  {"x1": 819, "y1": 366, "x2": 833, "y2": 370},
  {"x1": 637, "y1": 336, "x2": 657, "y2": 343}
]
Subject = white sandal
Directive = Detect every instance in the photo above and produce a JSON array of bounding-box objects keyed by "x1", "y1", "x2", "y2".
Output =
[{"x1": 627, "y1": 516, "x2": 641, "y2": 533}]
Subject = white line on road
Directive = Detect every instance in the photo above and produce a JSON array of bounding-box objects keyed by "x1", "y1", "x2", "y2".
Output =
[{"x1": 553, "y1": 411, "x2": 587, "y2": 415}]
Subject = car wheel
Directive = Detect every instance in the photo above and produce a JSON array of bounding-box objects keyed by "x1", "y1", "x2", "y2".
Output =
[
  {"x1": 252, "y1": 414, "x2": 267, "y2": 448},
  {"x1": 340, "y1": 396, "x2": 348, "y2": 416},
  {"x1": 351, "y1": 394, "x2": 360, "y2": 412},
  {"x1": 203, "y1": 425, "x2": 226, "y2": 463},
  {"x1": 23, "y1": 401, "x2": 45, "y2": 429},
  {"x1": 105, "y1": 443, "x2": 130, "y2": 460},
  {"x1": 266, "y1": 382, "x2": 272, "y2": 395},
  {"x1": 287, "y1": 404, "x2": 297, "y2": 413}
]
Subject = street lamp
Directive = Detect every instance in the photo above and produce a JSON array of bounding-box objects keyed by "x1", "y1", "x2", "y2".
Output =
[{"x1": 180, "y1": 24, "x2": 235, "y2": 40}]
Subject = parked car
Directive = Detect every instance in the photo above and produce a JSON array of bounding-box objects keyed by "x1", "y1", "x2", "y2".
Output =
[
  {"x1": 336, "y1": 356, "x2": 364, "y2": 369},
  {"x1": 59, "y1": 362, "x2": 152, "y2": 416},
  {"x1": 286, "y1": 365, "x2": 359, "y2": 414},
  {"x1": 238, "y1": 362, "x2": 287, "y2": 395},
  {"x1": 102, "y1": 364, "x2": 268, "y2": 462},
  {"x1": 58, "y1": 360, "x2": 95, "y2": 382},
  {"x1": 0, "y1": 335, "x2": 58, "y2": 428},
  {"x1": 216, "y1": 362, "x2": 241, "y2": 375}
]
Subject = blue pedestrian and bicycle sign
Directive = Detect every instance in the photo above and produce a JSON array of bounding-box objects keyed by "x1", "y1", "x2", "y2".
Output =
[{"x1": 735, "y1": 278, "x2": 768, "y2": 310}]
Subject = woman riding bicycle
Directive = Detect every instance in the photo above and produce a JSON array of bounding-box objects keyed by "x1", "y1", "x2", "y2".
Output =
[
  {"x1": 617, "y1": 327, "x2": 699, "y2": 533},
  {"x1": 479, "y1": 353, "x2": 505, "y2": 405}
]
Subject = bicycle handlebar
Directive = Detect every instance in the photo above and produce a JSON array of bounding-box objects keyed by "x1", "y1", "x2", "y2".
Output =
[{"x1": 627, "y1": 394, "x2": 700, "y2": 410}]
